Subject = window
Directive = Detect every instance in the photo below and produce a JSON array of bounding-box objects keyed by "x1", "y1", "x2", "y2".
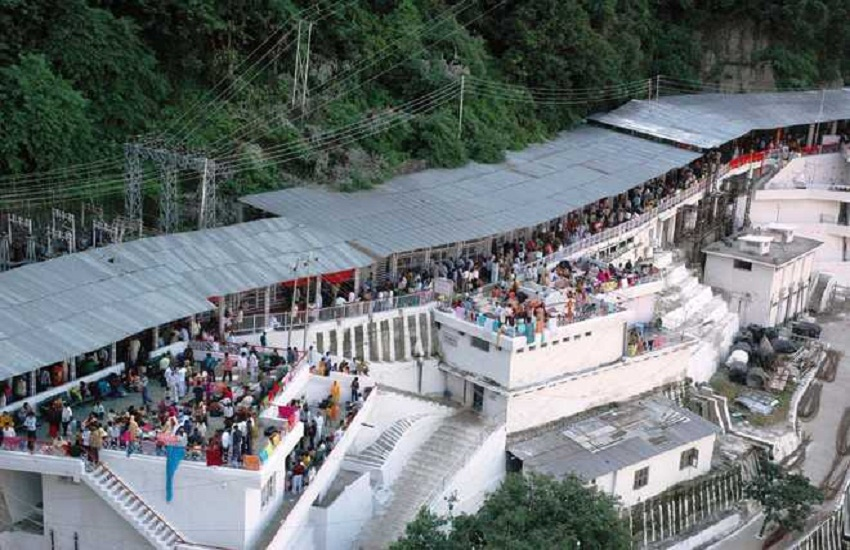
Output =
[
  {"x1": 574, "y1": 334, "x2": 582, "y2": 341},
  {"x1": 680, "y1": 448, "x2": 699, "y2": 470},
  {"x1": 633, "y1": 467, "x2": 649, "y2": 489},
  {"x1": 733, "y1": 259, "x2": 753, "y2": 271},
  {"x1": 261, "y1": 473, "x2": 277, "y2": 508},
  {"x1": 585, "y1": 331, "x2": 592, "y2": 337},
  {"x1": 471, "y1": 336, "x2": 490, "y2": 352}
]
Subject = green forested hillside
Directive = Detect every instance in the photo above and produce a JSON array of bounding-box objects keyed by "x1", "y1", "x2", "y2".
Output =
[{"x1": 1, "y1": 0, "x2": 848, "y2": 197}]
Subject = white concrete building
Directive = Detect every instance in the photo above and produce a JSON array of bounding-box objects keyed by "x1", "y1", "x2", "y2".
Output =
[
  {"x1": 507, "y1": 397, "x2": 718, "y2": 506},
  {"x1": 702, "y1": 228, "x2": 822, "y2": 327},
  {"x1": 749, "y1": 153, "x2": 850, "y2": 283},
  {"x1": 433, "y1": 298, "x2": 697, "y2": 434}
]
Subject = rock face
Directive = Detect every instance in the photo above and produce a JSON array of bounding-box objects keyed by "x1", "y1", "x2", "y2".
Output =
[{"x1": 698, "y1": 20, "x2": 776, "y2": 92}]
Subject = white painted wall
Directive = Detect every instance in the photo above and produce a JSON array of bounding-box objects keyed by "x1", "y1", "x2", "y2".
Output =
[
  {"x1": 431, "y1": 425, "x2": 507, "y2": 517},
  {"x1": 436, "y1": 310, "x2": 628, "y2": 391},
  {"x1": 704, "y1": 249, "x2": 817, "y2": 327},
  {"x1": 311, "y1": 472, "x2": 373, "y2": 550},
  {"x1": 367, "y1": 359, "x2": 445, "y2": 397},
  {"x1": 0, "y1": 531, "x2": 43, "y2": 550},
  {"x1": 606, "y1": 434, "x2": 716, "y2": 506},
  {"x1": 100, "y1": 449, "x2": 265, "y2": 549},
  {"x1": 267, "y1": 388, "x2": 378, "y2": 550},
  {"x1": 0, "y1": 470, "x2": 41, "y2": 525},
  {"x1": 506, "y1": 345, "x2": 691, "y2": 433},
  {"x1": 43, "y1": 474, "x2": 151, "y2": 550}
]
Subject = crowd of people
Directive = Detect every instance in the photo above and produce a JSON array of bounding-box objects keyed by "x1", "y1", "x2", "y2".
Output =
[{"x1": 443, "y1": 256, "x2": 658, "y2": 340}]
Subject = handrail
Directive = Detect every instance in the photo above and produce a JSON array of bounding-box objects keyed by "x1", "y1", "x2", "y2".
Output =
[
  {"x1": 231, "y1": 290, "x2": 436, "y2": 335},
  {"x1": 527, "y1": 179, "x2": 709, "y2": 271},
  {"x1": 94, "y1": 461, "x2": 186, "y2": 543}
]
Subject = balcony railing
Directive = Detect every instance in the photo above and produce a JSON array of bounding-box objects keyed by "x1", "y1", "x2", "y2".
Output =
[{"x1": 230, "y1": 291, "x2": 436, "y2": 335}]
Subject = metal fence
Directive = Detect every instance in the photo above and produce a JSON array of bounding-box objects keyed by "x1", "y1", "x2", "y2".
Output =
[{"x1": 231, "y1": 291, "x2": 436, "y2": 335}]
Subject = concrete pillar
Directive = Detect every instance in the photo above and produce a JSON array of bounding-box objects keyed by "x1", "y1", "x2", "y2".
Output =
[
  {"x1": 426, "y1": 314, "x2": 434, "y2": 356},
  {"x1": 402, "y1": 315, "x2": 412, "y2": 360},
  {"x1": 263, "y1": 286, "x2": 271, "y2": 329},
  {"x1": 807, "y1": 123, "x2": 816, "y2": 146},
  {"x1": 28, "y1": 370, "x2": 37, "y2": 396},
  {"x1": 152, "y1": 325, "x2": 160, "y2": 350},
  {"x1": 353, "y1": 268, "x2": 361, "y2": 293},
  {"x1": 63, "y1": 360, "x2": 70, "y2": 383},
  {"x1": 217, "y1": 298, "x2": 226, "y2": 339},
  {"x1": 315, "y1": 275, "x2": 322, "y2": 305},
  {"x1": 349, "y1": 326, "x2": 357, "y2": 359},
  {"x1": 70, "y1": 357, "x2": 77, "y2": 381},
  {"x1": 110, "y1": 342, "x2": 117, "y2": 366},
  {"x1": 374, "y1": 322, "x2": 383, "y2": 363},
  {"x1": 830, "y1": 121, "x2": 838, "y2": 135},
  {"x1": 387, "y1": 320, "x2": 396, "y2": 361}
]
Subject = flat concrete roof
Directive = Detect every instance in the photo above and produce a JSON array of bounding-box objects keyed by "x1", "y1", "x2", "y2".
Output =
[
  {"x1": 508, "y1": 397, "x2": 719, "y2": 482},
  {"x1": 702, "y1": 234, "x2": 822, "y2": 267}
]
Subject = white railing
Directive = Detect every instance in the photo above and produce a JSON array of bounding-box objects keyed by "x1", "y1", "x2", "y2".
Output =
[
  {"x1": 527, "y1": 179, "x2": 709, "y2": 271},
  {"x1": 231, "y1": 291, "x2": 436, "y2": 334}
]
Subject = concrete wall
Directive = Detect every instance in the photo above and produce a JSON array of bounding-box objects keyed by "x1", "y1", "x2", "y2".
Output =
[
  {"x1": 366, "y1": 359, "x2": 445, "y2": 397},
  {"x1": 311, "y1": 472, "x2": 373, "y2": 550},
  {"x1": 436, "y1": 310, "x2": 628, "y2": 391},
  {"x1": 0, "y1": 470, "x2": 42, "y2": 526},
  {"x1": 268, "y1": 388, "x2": 378, "y2": 550},
  {"x1": 431, "y1": 425, "x2": 507, "y2": 517},
  {"x1": 704, "y1": 250, "x2": 816, "y2": 327},
  {"x1": 607, "y1": 434, "x2": 716, "y2": 506},
  {"x1": 99, "y1": 449, "x2": 266, "y2": 549},
  {"x1": 43, "y1": 474, "x2": 151, "y2": 550},
  {"x1": 506, "y1": 345, "x2": 691, "y2": 433}
]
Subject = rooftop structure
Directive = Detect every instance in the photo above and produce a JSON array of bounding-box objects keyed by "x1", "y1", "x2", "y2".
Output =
[
  {"x1": 240, "y1": 126, "x2": 700, "y2": 257},
  {"x1": 0, "y1": 217, "x2": 372, "y2": 379},
  {"x1": 590, "y1": 89, "x2": 850, "y2": 150},
  {"x1": 508, "y1": 397, "x2": 719, "y2": 504},
  {"x1": 702, "y1": 231, "x2": 823, "y2": 267}
]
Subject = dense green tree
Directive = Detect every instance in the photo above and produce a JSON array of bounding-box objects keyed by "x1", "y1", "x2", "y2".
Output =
[
  {"x1": 0, "y1": 54, "x2": 95, "y2": 174},
  {"x1": 1, "y1": 0, "x2": 849, "y2": 195},
  {"x1": 392, "y1": 473, "x2": 631, "y2": 549},
  {"x1": 745, "y1": 458, "x2": 823, "y2": 537}
]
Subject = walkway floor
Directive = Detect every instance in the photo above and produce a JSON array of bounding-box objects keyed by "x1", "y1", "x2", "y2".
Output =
[{"x1": 799, "y1": 308, "x2": 850, "y2": 488}]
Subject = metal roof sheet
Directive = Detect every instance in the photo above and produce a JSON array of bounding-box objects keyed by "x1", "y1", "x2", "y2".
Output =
[
  {"x1": 589, "y1": 89, "x2": 850, "y2": 150},
  {"x1": 0, "y1": 217, "x2": 372, "y2": 378},
  {"x1": 508, "y1": 397, "x2": 719, "y2": 482},
  {"x1": 241, "y1": 125, "x2": 700, "y2": 256}
]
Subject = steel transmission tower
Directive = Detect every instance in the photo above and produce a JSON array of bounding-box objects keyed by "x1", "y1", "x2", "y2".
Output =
[
  {"x1": 124, "y1": 143, "x2": 231, "y2": 232},
  {"x1": 291, "y1": 20, "x2": 313, "y2": 111}
]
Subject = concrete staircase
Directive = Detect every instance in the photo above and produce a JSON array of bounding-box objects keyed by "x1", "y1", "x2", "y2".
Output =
[
  {"x1": 357, "y1": 411, "x2": 491, "y2": 549},
  {"x1": 82, "y1": 463, "x2": 186, "y2": 549},
  {"x1": 346, "y1": 414, "x2": 428, "y2": 471}
]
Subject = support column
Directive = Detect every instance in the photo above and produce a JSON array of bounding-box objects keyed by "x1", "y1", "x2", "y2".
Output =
[
  {"x1": 374, "y1": 322, "x2": 384, "y2": 363},
  {"x1": 402, "y1": 315, "x2": 412, "y2": 360},
  {"x1": 70, "y1": 357, "x2": 77, "y2": 381},
  {"x1": 807, "y1": 123, "x2": 816, "y2": 146},
  {"x1": 110, "y1": 342, "x2": 117, "y2": 366},
  {"x1": 217, "y1": 298, "x2": 226, "y2": 339},
  {"x1": 263, "y1": 286, "x2": 271, "y2": 329},
  {"x1": 152, "y1": 326, "x2": 160, "y2": 350},
  {"x1": 388, "y1": 320, "x2": 397, "y2": 361},
  {"x1": 830, "y1": 121, "x2": 838, "y2": 135},
  {"x1": 29, "y1": 371, "x2": 37, "y2": 396}
]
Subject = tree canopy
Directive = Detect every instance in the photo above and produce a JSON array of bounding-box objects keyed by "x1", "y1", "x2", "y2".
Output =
[
  {"x1": 745, "y1": 458, "x2": 824, "y2": 537},
  {"x1": 1, "y1": 0, "x2": 849, "y2": 200},
  {"x1": 392, "y1": 473, "x2": 631, "y2": 550}
]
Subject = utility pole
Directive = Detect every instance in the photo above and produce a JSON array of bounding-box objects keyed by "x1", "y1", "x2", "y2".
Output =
[{"x1": 457, "y1": 75, "x2": 466, "y2": 140}]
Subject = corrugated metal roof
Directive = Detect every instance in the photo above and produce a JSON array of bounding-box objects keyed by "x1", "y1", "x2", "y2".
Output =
[
  {"x1": 0, "y1": 217, "x2": 372, "y2": 379},
  {"x1": 508, "y1": 398, "x2": 719, "y2": 481},
  {"x1": 240, "y1": 126, "x2": 700, "y2": 256},
  {"x1": 590, "y1": 89, "x2": 850, "y2": 150}
]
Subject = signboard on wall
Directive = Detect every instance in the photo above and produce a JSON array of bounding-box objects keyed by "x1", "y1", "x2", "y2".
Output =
[{"x1": 434, "y1": 277, "x2": 454, "y2": 297}]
